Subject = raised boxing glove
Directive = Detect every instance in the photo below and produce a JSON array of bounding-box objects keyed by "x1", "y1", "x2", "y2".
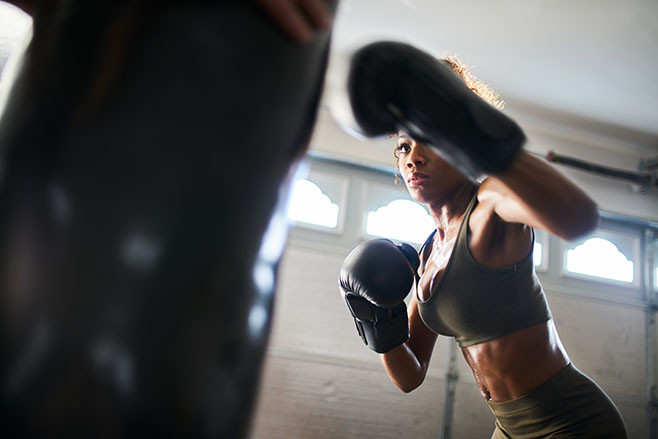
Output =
[
  {"x1": 339, "y1": 239, "x2": 420, "y2": 353},
  {"x1": 331, "y1": 41, "x2": 525, "y2": 180}
]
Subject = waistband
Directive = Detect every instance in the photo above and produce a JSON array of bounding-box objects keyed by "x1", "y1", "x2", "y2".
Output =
[{"x1": 487, "y1": 363, "x2": 576, "y2": 415}]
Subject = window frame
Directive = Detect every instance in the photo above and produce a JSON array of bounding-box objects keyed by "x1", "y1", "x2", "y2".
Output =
[
  {"x1": 359, "y1": 180, "x2": 435, "y2": 246},
  {"x1": 287, "y1": 168, "x2": 349, "y2": 235},
  {"x1": 559, "y1": 223, "x2": 642, "y2": 288}
]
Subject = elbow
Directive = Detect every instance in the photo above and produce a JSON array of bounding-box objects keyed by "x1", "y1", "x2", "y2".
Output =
[
  {"x1": 381, "y1": 345, "x2": 430, "y2": 394},
  {"x1": 398, "y1": 384, "x2": 420, "y2": 393},
  {"x1": 397, "y1": 384, "x2": 417, "y2": 394},
  {"x1": 394, "y1": 375, "x2": 425, "y2": 393},
  {"x1": 559, "y1": 199, "x2": 599, "y2": 241}
]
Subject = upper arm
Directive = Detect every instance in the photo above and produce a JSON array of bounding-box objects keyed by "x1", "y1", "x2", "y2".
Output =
[{"x1": 477, "y1": 151, "x2": 599, "y2": 241}]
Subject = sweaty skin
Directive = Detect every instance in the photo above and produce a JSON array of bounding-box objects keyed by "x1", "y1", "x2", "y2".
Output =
[
  {"x1": 461, "y1": 321, "x2": 569, "y2": 401},
  {"x1": 380, "y1": 137, "x2": 595, "y2": 401},
  {"x1": 417, "y1": 196, "x2": 569, "y2": 402}
]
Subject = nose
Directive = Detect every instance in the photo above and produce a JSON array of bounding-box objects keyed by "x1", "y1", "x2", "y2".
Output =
[{"x1": 406, "y1": 144, "x2": 426, "y2": 169}]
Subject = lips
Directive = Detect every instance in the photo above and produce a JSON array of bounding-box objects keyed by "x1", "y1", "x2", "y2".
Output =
[{"x1": 407, "y1": 173, "x2": 429, "y2": 187}]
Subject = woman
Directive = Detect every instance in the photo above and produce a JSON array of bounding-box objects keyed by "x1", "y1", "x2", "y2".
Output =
[{"x1": 339, "y1": 52, "x2": 628, "y2": 438}]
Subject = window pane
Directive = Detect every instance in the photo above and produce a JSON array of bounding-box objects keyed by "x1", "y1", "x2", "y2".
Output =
[
  {"x1": 566, "y1": 237, "x2": 634, "y2": 283},
  {"x1": 287, "y1": 179, "x2": 339, "y2": 228},
  {"x1": 533, "y1": 242, "x2": 542, "y2": 267},
  {"x1": 365, "y1": 199, "x2": 434, "y2": 244},
  {"x1": 532, "y1": 229, "x2": 548, "y2": 271}
]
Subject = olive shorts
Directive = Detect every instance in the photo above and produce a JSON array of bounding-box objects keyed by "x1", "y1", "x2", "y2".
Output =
[{"x1": 488, "y1": 363, "x2": 627, "y2": 439}]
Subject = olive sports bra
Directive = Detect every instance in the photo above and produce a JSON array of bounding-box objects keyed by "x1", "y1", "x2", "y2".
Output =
[{"x1": 416, "y1": 193, "x2": 552, "y2": 348}]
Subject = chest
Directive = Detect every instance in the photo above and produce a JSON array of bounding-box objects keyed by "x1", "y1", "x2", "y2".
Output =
[
  {"x1": 416, "y1": 215, "x2": 499, "y2": 303},
  {"x1": 417, "y1": 235, "x2": 457, "y2": 302}
]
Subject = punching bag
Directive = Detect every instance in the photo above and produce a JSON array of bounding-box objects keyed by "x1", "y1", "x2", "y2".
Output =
[{"x1": 0, "y1": 1, "x2": 336, "y2": 436}]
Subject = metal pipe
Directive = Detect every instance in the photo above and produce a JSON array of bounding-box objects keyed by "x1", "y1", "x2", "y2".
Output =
[
  {"x1": 644, "y1": 229, "x2": 658, "y2": 439},
  {"x1": 546, "y1": 151, "x2": 656, "y2": 188},
  {"x1": 439, "y1": 339, "x2": 460, "y2": 439}
]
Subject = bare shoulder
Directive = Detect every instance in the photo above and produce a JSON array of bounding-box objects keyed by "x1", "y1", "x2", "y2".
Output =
[
  {"x1": 477, "y1": 176, "x2": 511, "y2": 202},
  {"x1": 471, "y1": 178, "x2": 511, "y2": 228},
  {"x1": 468, "y1": 182, "x2": 532, "y2": 267}
]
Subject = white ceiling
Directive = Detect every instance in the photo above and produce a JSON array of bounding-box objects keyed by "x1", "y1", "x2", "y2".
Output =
[{"x1": 330, "y1": 0, "x2": 658, "y2": 144}]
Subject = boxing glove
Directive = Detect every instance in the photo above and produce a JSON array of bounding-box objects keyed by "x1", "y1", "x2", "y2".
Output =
[
  {"x1": 339, "y1": 239, "x2": 420, "y2": 353},
  {"x1": 330, "y1": 41, "x2": 525, "y2": 180}
]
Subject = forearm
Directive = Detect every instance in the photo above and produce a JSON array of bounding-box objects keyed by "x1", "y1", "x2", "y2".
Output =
[
  {"x1": 484, "y1": 151, "x2": 599, "y2": 241},
  {"x1": 380, "y1": 342, "x2": 428, "y2": 393}
]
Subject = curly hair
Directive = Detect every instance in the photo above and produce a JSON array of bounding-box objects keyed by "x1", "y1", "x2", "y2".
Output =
[
  {"x1": 393, "y1": 54, "x2": 504, "y2": 186},
  {"x1": 441, "y1": 54, "x2": 504, "y2": 109}
]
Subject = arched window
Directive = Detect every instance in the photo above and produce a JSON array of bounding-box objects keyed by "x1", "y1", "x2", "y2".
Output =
[
  {"x1": 365, "y1": 199, "x2": 434, "y2": 244},
  {"x1": 566, "y1": 237, "x2": 634, "y2": 283},
  {"x1": 287, "y1": 179, "x2": 339, "y2": 229}
]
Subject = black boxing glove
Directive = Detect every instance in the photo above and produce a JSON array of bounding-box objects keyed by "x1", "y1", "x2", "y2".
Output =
[
  {"x1": 338, "y1": 239, "x2": 420, "y2": 353},
  {"x1": 330, "y1": 41, "x2": 525, "y2": 180}
]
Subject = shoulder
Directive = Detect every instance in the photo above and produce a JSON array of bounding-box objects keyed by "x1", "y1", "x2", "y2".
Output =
[
  {"x1": 468, "y1": 182, "x2": 532, "y2": 265},
  {"x1": 476, "y1": 177, "x2": 510, "y2": 204},
  {"x1": 470, "y1": 180, "x2": 505, "y2": 230}
]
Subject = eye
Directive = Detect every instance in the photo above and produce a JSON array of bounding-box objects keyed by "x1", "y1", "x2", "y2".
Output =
[{"x1": 395, "y1": 142, "x2": 411, "y2": 157}]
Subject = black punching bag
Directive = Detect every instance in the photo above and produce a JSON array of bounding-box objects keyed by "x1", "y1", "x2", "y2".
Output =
[{"x1": 0, "y1": 1, "x2": 336, "y2": 436}]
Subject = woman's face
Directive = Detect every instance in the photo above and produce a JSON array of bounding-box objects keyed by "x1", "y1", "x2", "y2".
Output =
[{"x1": 395, "y1": 135, "x2": 468, "y2": 204}]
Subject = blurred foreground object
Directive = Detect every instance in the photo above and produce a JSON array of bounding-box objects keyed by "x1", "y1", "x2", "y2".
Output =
[{"x1": 0, "y1": 1, "x2": 335, "y2": 436}]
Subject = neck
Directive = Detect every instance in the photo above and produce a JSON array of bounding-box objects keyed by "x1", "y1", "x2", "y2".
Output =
[{"x1": 427, "y1": 182, "x2": 476, "y2": 240}]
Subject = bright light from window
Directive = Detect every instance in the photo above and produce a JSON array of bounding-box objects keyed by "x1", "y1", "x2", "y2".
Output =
[
  {"x1": 366, "y1": 199, "x2": 434, "y2": 244},
  {"x1": 287, "y1": 179, "x2": 338, "y2": 228},
  {"x1": 533, "y1": 242, "x2": 542, "y2": 266},
  {"x1": 566, "y1": 238, "x2": 633, "y2": 283}
]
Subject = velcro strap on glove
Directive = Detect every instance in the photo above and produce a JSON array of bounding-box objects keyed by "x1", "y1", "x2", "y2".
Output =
[{"x1": 344, "y1": 294, "x2": 409, "y2": 353}]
